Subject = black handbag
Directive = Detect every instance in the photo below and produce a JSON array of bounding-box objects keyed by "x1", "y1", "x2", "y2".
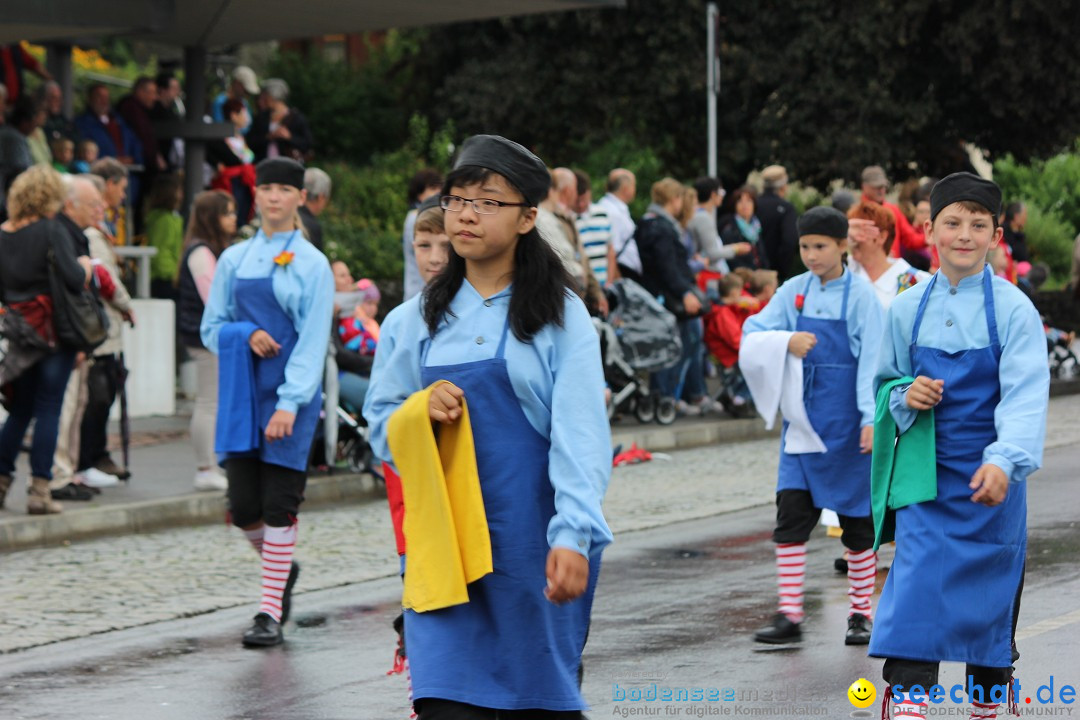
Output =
[{"x1": 47, "y1": 246, "x2": 109, "y2": 352}]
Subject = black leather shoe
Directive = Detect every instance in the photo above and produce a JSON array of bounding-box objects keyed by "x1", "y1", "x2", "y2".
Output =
[
  {"x1": 754, "y1": 613, "x2": 802, "y2": 644},
  {"x1": 845, "y1": 613, "x2": 872, "y2": 645},
  {"x1": 834, "y1": 557, "x2": 848, "y2": 574},
  {"x1": 280, "y1": 562, "x2": 301, "y2": 624},
  {"x1": 51, "y1": 483, "x2": 95, "y2": 501},
  {"x1": 242, "y1": 613, "x2": 283, "y2": 647}
]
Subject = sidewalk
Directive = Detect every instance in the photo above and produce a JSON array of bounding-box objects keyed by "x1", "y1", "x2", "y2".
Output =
[{"x1": 2, "y1": 379, "x2": 1078, "y2": 553}]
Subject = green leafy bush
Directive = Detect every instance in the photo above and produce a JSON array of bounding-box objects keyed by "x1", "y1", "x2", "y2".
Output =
[
  {"x1": 318, "y1": 116, "x2": 456, "y2": 293},
  {"x1": 994, "y1": 144, "x2": 1080, "y2": 282}
]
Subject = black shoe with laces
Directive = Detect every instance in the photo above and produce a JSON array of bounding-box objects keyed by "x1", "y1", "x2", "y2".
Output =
[
  {"x1": 280, "y1": 562, "x2": 301, "y2": 624},
  {"x1": 242, "y1": 613, "x2": 283, "y2": 647},
  {"x1": 754, "y1": 613, "x2": 802, "y2": 644},
  {"x1": 845, "y1": 613, "x2": 873, "y2": 645}
]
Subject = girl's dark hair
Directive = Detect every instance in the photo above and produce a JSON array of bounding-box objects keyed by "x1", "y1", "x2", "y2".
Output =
[
  {"x1": 184, "y1": 189, "x2": 235, "y2": 257},
  {"x1": 422, "y1": 166, "x2": 572, "y2": 342}
]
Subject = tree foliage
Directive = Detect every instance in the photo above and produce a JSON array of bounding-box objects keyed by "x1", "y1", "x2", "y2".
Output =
[{"x1": 397, "y1": 0, "x2": 1080, "y2": 189}]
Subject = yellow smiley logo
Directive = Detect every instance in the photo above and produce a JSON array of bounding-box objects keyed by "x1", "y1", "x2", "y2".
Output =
[{"x1": 847, "y1": 678, "x2": 876, "y2": 708}]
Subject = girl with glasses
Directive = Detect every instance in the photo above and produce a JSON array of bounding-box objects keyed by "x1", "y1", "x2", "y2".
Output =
[{"x1": 365, "y1": 135, "x2": 612, "y2": 719}]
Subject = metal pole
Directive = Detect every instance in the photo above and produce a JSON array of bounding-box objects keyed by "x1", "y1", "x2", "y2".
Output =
[
  {"x1": 182, "y1": 45, "x2": 208, "y2": 219},
  {"x1": 706, "y1": 3, "x2": 719, "y2": 178},
  {"x1": 46, "y1": 43, "x2": 74, "y2": 118}
]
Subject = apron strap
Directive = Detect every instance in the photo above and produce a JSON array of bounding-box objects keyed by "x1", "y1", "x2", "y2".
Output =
[
  {"x1": 910, "y1": 271, "x2": 939, "y2": 347},
  {"x1": 982, "y1": 264, "x2": 1001, "y2": 351}
]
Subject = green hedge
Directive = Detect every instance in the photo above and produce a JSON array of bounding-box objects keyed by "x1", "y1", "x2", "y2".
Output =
[{"x1": 994, "y1": 144, "x2": 1080, "y2": 282}]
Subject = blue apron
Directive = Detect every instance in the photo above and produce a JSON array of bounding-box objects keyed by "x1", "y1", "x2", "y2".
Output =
[
  {"x1": 870, "y1": 266, "x2": 1024, "y2": 668},
  {"x1": 222, "y1": 232, "x2": 322, "y2": 472},
  {"x1": 404, "y1": 316, "x2": 601, "y2": 711},
  {"x1": 777, "y1": 271, "x2": 871, "y2": 516}
]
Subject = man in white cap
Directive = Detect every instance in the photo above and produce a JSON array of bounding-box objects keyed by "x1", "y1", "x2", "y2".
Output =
[{"x1": 212, "y1": 65, "x2": 259, "y2": 134}]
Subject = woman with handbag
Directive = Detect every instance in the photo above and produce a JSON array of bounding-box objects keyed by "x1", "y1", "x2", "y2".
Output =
[{"x1": 0, "y1": 165, "x2": 92, "y2": 514}]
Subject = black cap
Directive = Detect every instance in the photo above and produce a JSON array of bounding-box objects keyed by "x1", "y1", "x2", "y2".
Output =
[
  {"x1": 929, "y1": 172, "x2": 1001, "y2": 221},
  {"x1": 255, "y1": 157, "x2": 305, "y2": 190},
  {"x1": 453, "y1": 134, "x2": 550, "y2": 206},
  {"x1": 417, "y1": 194, "x2": 441, "y2": 214},
  {"x1": 797, "y1": 205, "x2": 849, "y2": 239}
]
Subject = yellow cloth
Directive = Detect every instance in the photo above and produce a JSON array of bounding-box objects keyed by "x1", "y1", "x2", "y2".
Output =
[{"x1": 387, "y1": 381, "x2": 492, "y2": 612}]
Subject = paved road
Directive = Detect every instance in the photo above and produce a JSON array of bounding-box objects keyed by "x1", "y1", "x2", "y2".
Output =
[{"x1": 1, "y1": 397, "x2": 1079, "y2": 719}]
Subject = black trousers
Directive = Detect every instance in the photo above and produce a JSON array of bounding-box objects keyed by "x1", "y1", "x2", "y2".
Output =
[
  {"x1": 225, "y1": 457, "x2": 306, "y2": 527},
  {"x1": 882, "y1": 563, "x2": 1025, "y2": 699},
  {"x1": 415, "y1": 699, "x2": 582, "y2": 720},
  {"x1": 772, "y1": 489, "x2": 874, "y2": 552},
  {"x1": 77, "y1": 354, "x2": 120, "y2": 471}
]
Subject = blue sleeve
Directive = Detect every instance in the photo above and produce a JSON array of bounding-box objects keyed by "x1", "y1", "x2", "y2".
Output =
[
  {"x1": 984, "y1": 293, "x2": 1050, "y2": 481},
  {"x1": 362, "y1": 303, "x2": 424, "y2": 467},
  {"x1": 199, "y1": 246, "x2": 240, "y2": 353},
  {"x1": 211, "y1": 94, "x2": 226, "y2": 123},
  {"x1": 546, "y1": 298, "x2": 614, "y2": 558},
  {"x1": 853, "y1": 285, "x2": 886, "y2": 426},
  {"x1": 277, "y1": 255, "x2": 335, "y2": 413},
  {"x1": 743, "y1": 276, "x2": 799, "y2": 336}
]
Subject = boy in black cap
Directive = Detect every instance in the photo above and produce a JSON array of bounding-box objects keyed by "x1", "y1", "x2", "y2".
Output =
[
  {"x1": 742, "y1": 205, "x2": 885, "y2": 646},
  {"x1": 870, "y1": 173, "x2": 1049, "y2": 720}
]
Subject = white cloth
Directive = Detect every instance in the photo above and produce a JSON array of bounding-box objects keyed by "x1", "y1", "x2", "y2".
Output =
[
  {"x1": 848, "y1": 257, "x2": 931, "y2": 309},
  {"x1": 738, "y1": 330, "x2": 826, "y2": 454}
]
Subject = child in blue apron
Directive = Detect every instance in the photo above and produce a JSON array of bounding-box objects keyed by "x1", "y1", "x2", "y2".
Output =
[
  {"x1": 201, "y1": 157, "x2": 334, "y2": 647},
  {"x1": 364, "y1": 135, "x2": 613, "y2": 719},
  {"x1": 871, "y1": 173, "x2": 1049, "y2": 720},
  {"x1": 743, "y1": 206, "x2": 885, "y2": 646}
]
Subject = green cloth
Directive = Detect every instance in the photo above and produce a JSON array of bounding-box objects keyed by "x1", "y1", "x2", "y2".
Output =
[
  {"x1": 145, "y1": 208, "x2": 184, "y2": 281},
  {"x1": 871, "y1": 376, "x2": 937, "y2": 550}
]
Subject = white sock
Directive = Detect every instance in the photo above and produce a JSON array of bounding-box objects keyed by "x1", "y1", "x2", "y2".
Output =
[
  {"x1": 776, "y1": 542, "x2": 806, "y2": 623},
  {"x1": 847, "y1": 548, "x2": 877, "y2": 617},
  {"x1": 243, "y1": 526, "x2": 264, "y2": 556},
  {"x1": 894, "y1": 700, "x2": 927, "y2": 718},
  {"x1": 258, "y1": 524, "x2": 297, "y2": 621}
]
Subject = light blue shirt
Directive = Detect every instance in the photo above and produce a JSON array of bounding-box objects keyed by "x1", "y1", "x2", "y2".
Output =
[
  {"x1": 363, "y1": 280, "x2": 614, "y2": 557},
  {"x1": 201, "y1": 229, "x2": 334, "y2": 414},
  {"x1": 875, "y1": 268, "x2": 1049, "y2": 482},
  {"x1": 743, "y1": 269, "x2": 885, "y2": 426},
  {"x1": 402, "y1": 208, "x2": 423, "y2": 300}
]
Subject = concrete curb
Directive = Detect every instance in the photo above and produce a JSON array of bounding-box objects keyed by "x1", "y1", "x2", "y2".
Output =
[
  {"x1": 3, "y1": 378, "x2": 1076, "y2": 553},
  {"x1": 0, "y1": 472, "x2": 385, "y2": 553}
]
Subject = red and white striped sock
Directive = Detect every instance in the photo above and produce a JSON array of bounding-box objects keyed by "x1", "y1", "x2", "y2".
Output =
[
  {"x1": 259, "y1": 524, "x2": 297, "y2": 622},
  {"x1": 776, "y1": 542, "x2": 806, "y2": 623},
  {"x1": 971, "y1": 701, "x2": 998, "y2": 720},
  {"x1": 847, "y1": 548, "x2": 877, "y2": 617},
  {"x1": 893, "y1": 700, "x2": 927, "y2": 718},
  {"x1": 243, "y1": 526, "x2": 264, "y2": 556}
]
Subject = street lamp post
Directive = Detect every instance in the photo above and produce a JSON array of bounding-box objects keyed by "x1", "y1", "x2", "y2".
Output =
[{"x1": 706, "y1": 2, "x2": 719, "y2": 178}]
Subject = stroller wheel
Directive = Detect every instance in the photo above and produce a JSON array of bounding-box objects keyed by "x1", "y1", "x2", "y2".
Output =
[
  {"x1": 634, "y1": 393, "x2": 656, "y2": 423},
  {"x1": 655, "y1": 396, "x2": 678, "y2": 425}
]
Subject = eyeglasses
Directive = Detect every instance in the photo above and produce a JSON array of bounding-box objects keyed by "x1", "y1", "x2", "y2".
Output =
[{"x1": 440, "y1": 195, "x2": 530, "y2": 215}]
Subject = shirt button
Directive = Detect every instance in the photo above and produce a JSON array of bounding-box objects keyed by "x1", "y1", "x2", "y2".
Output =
[
  {"x1": 484, "y1": 300, "x2": 493, "y2": 307},
  {"x1": 949, "y1": 287, "x2": 957, "y2": 295},
  {"x1": 945, "y1": 319, "x2": 953, "y2": 327},
  {"x1": 475, "y1": 336, "x2": 485, "y2": 345}
]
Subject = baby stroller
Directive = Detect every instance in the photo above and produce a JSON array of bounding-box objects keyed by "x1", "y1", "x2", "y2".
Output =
[{"x1": 598, "y1": 279, "x2": 683, "y2": 425}]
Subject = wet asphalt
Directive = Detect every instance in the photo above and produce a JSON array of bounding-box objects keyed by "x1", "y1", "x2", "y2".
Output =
[{"x1": 2, "y1": 443, "x2": 1079, "y2": 720}]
